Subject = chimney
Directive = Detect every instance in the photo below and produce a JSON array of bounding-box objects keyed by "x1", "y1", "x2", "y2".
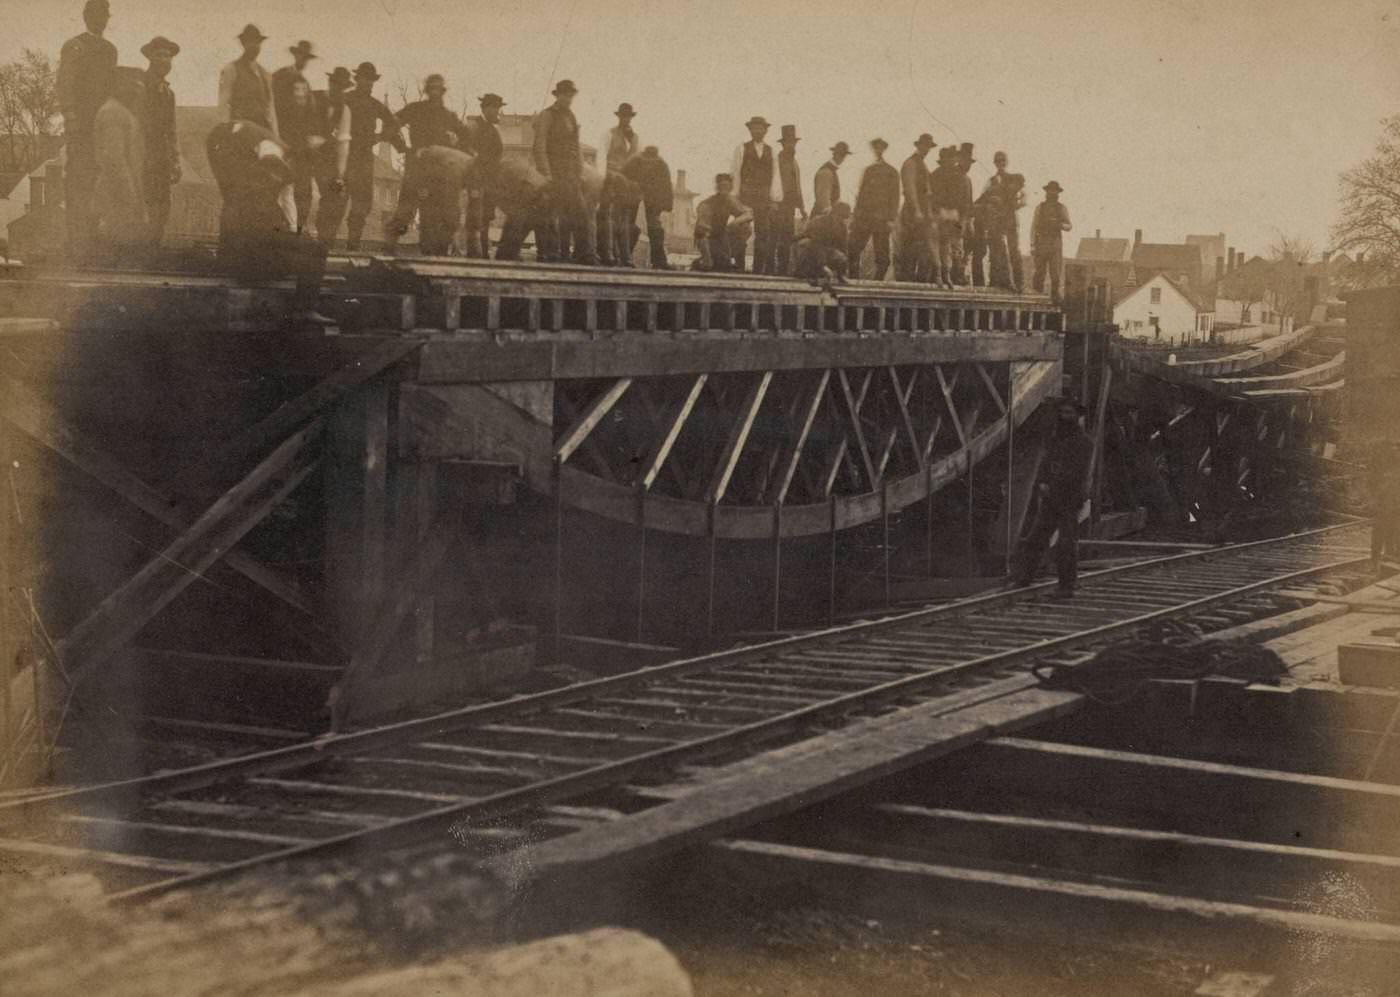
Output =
[
  {"x1": 28, "y1": 173, "x2": 45, "y2": 210},
  {"x1": 676, "y1": 169, "x2": 687, "y2": 191},
  {"x1": 1322, "y1": 249, "x2": 1332, "y2": 265},
  {"x1": 1215, "y1": 256, "x2": 1224, "y2": 280},
  {"x1": 1227, "y1": 247, "x2": 1236, "y2": 272},
  {"x1": 1134, "y1": 229, "x2": 1142, "y2": 245},
  {"x1": 1095, "y1": 228, "x2": 1101, "y2": 239}
]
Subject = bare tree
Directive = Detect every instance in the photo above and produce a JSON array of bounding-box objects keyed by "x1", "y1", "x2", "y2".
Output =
[
  {"x1": 1332, "y1": 114, "x2": 1400, "y2": 288},
  {"x1": 1265, "y1": 232, "x2": 1315, "y2": 321},
  {"x1": 0, "y1": 49, "x2": 58, "y2": 176}
]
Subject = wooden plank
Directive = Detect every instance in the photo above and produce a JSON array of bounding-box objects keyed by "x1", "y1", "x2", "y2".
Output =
[
  {"x1": 160, "y1": 338, "x2": 421, "y2": 496},
  {"x1": 328, "y1": 514, "x2": 465, "y2": 729},
  {"x1": 935, "y1": 365, "x2": 968, "y2": 449},
  {"x1": 484, "y1": 683, "x2": 1078, "y2": 890},
  {"x1": 888, "y1": 367, "x2": 925, "y2": 470},
  {"x1": 0, "y1": 373, "x2": 314, "y2": 617},
  {"x1": 768, "y1": 370, "x2": 831, "y2": 505},
  {"x1": 975, "y1": 363, "x2": 1007, "y2": 416},
  {"x1": 0, "y1": 835, "x2": 213, "y2": 875},
  {"x1": 836, "y1": 369, "x2": 876, "y2": 488},
  {"x1": 705, "y1": 371, "x2": 773, "y2": 504},
  {"x1": 639, "y1": 375, "x2": 707, "y2": 492},
  {"x1": 555, "y1": 379, "x2": 632, "y2": 464},
  {"x1": 57, "y1": 421, "x2": 324, "y2": 684}
]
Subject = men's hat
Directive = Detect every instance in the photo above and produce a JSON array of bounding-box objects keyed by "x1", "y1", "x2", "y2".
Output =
[
  {"x1": 1044, "y1": 180, "x2": 1064, "y2": 193},
  {"x1": 958, "y1": 141, "x2": 976, "y2": 162},
  {"x1": 993, "y1": 150, "x2": 1008, "y2": 163},
  {"x1": 327, "y1": 66, "x2": 353, "y2": 86},
  {"x1": 289, "y1": 40, "x2": 316, "y2": 59},
  {"x1": 83, "y1": 0, "x2": 110, "y2": 15},
  {"x1": 140, "y1": 35, "x2": 180, "y2": 59},
  {"x1": 870, "y1": 137, "x2": 889, "y2": 151},
  {"x1": 615, "y1": 102, "x2": 636, "y2": 117},
  {"x1": 478, "y1": 93, "x2": 506, "y2": 107},
  {"x1": 237, "y1": 23, "x2": 268, "y2": 43},
  {"x1": 424, "y1": 73, "x2": 447, "y2": 90},
  {"x1": 779, "y1": 124, "x2": 799, "y2": 143},
  {"x1": 552, "y1": 79, "x2": 579, "y2": 95},
  {"x1": 745, "y1": 116, "x2": 770, "y2": 128},
  {"x1": 938, "y1": 146, "x2": 957, "y2": 162},
  {"x1": 715, "y1": 172, "x2": 733, "y2": 184},
  {"x1": 355, "y1": 61, "x2": 381, "y2": 80},
  {"x1": 830, "y1": 141, "x2": 851, "y2": 156},
  {"x1": 914, "y1": 133, "x2": 936, "y2": 148}
]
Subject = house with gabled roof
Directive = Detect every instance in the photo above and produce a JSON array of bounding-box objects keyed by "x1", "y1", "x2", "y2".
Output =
[{"x1": 1113, "y1": 271, "x2": 1215, "y2": 344}]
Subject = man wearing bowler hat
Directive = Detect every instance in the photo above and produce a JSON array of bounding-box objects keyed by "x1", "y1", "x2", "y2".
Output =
[
  {"x1": 926, "y1": 146, "x2": 964, "y2": 288},
  {"x1": 463, "y1": 92, "x2": 506, "y2": 258},
  {"x1": 952, "y1": 141, "x2": 976, "y2": 284},
  {"x1": 57, "y1": 0, "x2": 118, "y2": 260},
  {"x1": 813, "y1": 140, "x2": 850, "y2": 217},
  {"x1": 140, "y1": 36, "x2": 180, "y2": 249},
  {"x1": 848, "y1": 138, "x2": 900, "y2": 281},
  {"x1": 1031, "y1": 180, "x2": 1072, "y2": 303},
  {"x1": 219, "y1": 24, "x2": 279, "y2": 138},
  {"x1": 730, "y1": 116, "x2": 781, "y2": 273},
  {"x1": 1014, "y1": 397, "x2": 1093, "y2": 597},
  {"x1": 773, "y1": 124, "x2": 805, "y2": 276},
  {"x1": 340, "y1": 61, "x2": 406, "y2": 251},
  {"x1": 601, "y1": 103, "x2": 639, "y2": 174},
  {"x1": 312, "y1": 67, "x2": 354, "y2": 244},
  {"x1": 532, "y1": 79, "x2": 596, "y2": 264},
  {"x1": 895, "y1": 134, "x2": 936, "y2": 282}
]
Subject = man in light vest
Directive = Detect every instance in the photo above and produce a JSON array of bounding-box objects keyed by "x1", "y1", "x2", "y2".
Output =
[{"x1": 730, "y1": 116, "x2": 781, "y2": 274}]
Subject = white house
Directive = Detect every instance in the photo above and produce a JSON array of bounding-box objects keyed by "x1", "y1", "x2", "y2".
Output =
[{"x1": 1113, "y1": 272, "x2": 1215, "y2": 345}]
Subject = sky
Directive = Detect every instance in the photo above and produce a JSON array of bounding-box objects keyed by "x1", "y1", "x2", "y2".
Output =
[{"x1": 5, "y1": 0, "x2": 1400, "y2": 256}]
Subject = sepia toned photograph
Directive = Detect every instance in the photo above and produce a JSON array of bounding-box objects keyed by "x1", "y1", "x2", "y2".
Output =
[{"x1": 2, "y1": 0, "x2": 1400, "y2": 993}]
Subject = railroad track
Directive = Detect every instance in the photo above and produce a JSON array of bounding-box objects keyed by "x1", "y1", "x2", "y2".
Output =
[{"x1": 0, "y1": 522, "x2": 1373, "y2": 904}]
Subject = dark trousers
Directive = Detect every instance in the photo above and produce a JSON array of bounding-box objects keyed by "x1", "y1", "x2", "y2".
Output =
[
  {"x1": 1016, "y1": 493, "x2": 1080, "y2": 589},
  {"x1": 628, "y1": 203, "x2": 667, "y2": 267},
  {"x1": 64, "y1": 131, "x2": 98, "y2": 260},
  {"x1": 796, "y1": 240, "x2": 848, "y2": 282},
  {"x1": 387, "y1": 152, "x2": 426, "y2": 243},
  {"x1": 1032, "y1": 240, "x2": 1064, "y2": 300},
  {"x1": 968, "y1": 222, "x2": 988, "y2": 287},
  {"x1": 218, "y1": 192, "x2": 328, "y2": 312},
  {"x1": 145, "y1": 177, "x2": 172, "y2": 249},
  {"x1": 496, "y1": 209, "x2": 539, "y2": 261},
  {"x1": 739, "y1": 196, "x2": 773, "y2": 273},
  {"x1": 290, "y1": 154, "x2": 317, "y2": 234},
  {"x1": 896, "y1": 207, "x2": 940, "y2": 282},
  {"x1": 847, "y1": 215, "x2": 892, "y2": 281},
  {"x1": 419, "y1": 183, "x2": 461, "y2": 256},
  {"x1": 344, "y1": 151, "x2": 377, "y2": 250},
  {"x1": 545, "y1": 175, "x2": 596, "y2": 263},
  {"x1": 1003, "y1": 216, "x2": 1023, "y2": 289},
  {"x1": 596, "y1": 200, "x2": 634, "y2": 265},
  {"x1": 465, "y1": 186, "x2": 497, "y2": 258},
  {"x1": 773, "y1": 206, "x2": 800, "y2": 276}
]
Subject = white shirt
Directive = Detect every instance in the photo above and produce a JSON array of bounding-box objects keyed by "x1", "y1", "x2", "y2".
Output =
[
  {"x1": 600, "y1": 125, "x2": 639, "y2": 171},
  {"x1": 730, "y1": 141, "x2": 782, "y2": 202}
]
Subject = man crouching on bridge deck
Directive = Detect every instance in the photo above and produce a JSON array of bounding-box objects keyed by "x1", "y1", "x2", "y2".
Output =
[
  {"x1": 691, "y1": 173, "x2": 753, "y2": 273},
  {"x1": 795, "y1": 201, "x2": 852, "y2": 287},
  {"x1": 206, "y1": 120, "x2": 335, "y2": 329},
  {"x1": 1013, "y1": 398, "x2": 1094, "y2": 597}
]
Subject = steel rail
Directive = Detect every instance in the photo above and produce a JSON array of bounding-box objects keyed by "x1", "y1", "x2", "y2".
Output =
[
  {"x1": 0, "y1": 520, "x2": 1365, "y2": 819},
  {"x1": 104, "y1": 544, "x2": 1370, "y2": 903}
]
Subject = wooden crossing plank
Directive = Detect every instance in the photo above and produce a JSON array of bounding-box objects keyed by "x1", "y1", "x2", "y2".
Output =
[{"x1": 484, "y1": 679, "x2": 1078, "y2": 891}]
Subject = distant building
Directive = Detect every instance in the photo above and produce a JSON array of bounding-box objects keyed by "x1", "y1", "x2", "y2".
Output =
[
  {"x1": 1073, "y1": 229, "x2": 1135, "y2": 287},
  {"x1": 1113, "y1": 271, "x2": 1214, "y2": 344},
  {"x1": 1131, "y1": 229, "x2": 1203, "y2": 288},
  {"x1": 1184, "y1": 232, "x2": 1226, "y2": 278}
]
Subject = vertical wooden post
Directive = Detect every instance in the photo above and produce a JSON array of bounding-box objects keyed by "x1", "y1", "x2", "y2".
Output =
[
  {"x1": 881, "y1": 480, "x2": 891, "y2": 607},
  {"x1": 325, "y1": 382, "x2": 390, "y2": 644},
  {"x1": 771, "y1": 504, "x2": 782, "y2": 632},
  {"x1": 414, "y1": 462, "x2": 437, "y2": 666},
  {"x1": 828, "y1": 495, "x2": 838, "y2": 625},
  {"x1": 551, "y1": 457, "x2": 564, "y2": 663},
  {"x1": 705, "y1": 502, "x2": 718, "y2": 639},
  {"x1": 0, "y1": 419, "x2": 12, "y2": 757},
  {"x1": 965, "y1": 450, "x2": 976, "y2": 567},
  {"x1": 1004, "y1": 386, "x2": 1015, "y2": 578},
  {"x1": 926, "y1": 464, "x2": 935, "y2": 578},
  {"x1": 636, "y1": 487, "x2": 647, "y2": 642}
]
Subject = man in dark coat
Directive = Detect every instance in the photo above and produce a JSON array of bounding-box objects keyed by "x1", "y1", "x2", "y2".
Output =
[
  {"x1": 341, "y1": 61, "x2": 405, "y2": 251},
  {"x1": 1014, "y1": 398, "x2": 1094, "y2": 595},
  {"x1": 895, "y1": 133, "x2": 936, "y2": 282},
  {"x1": 692, "y1": 173, "x2": 753, "y2": 273},
  {"x1": 205, "y1": 120, "x2": 332, "y2": 328},
  {"x1": 796, "y1": 201, "x2": 852, "y2": 285},
  {"x1": 493, "y1": 157, "x2": 552, "y2": 262},
  {"x1": 620, "y1": 145, "x2": 673, "y2": 269},
  {"x1": 847, "y1": 138, "x2": 899, "y2": 281},
  {"x1": 312, "y1": 66, "x2": 353, "y2": 244},
  {"x1": 463, "y1": 92, "x2": 506, "y2": 258},
  {"x1": 926, "y1": 146, "x2": 964, "y2": 289},
  {"x1": 271, "y1": 40, "x2": 316, "y2": 126},
  {"x1": 730, "y1": 116, "x2": 780, "y2": 274},
  {"x1": 140, "y1": 36, "x2": 180, "y2": 250},
  {"x1": 1031, "y1": 180, "x2": 1072, "y2": 302},
  {"x1": 983, "y1": 150, "x2": 1026, "y2": 290},
  {"x1": 773, "y1": 124, "x2": 805, "y2": 276},
  {"x1": 57, "y1": 0, "x2": 118, "y2": 260},
  {"x1": 387, "y1": 73, "x2": 467, "y2": 251},
  {"x1": 952, "y1": 141, "x2": 976, "y2": 284},
  {"x1": 532, "y1": 79, "x2": 596, "y2": 264},
  {"x1": 219, "y1": 24, "x2": 278, "y2": 135}
]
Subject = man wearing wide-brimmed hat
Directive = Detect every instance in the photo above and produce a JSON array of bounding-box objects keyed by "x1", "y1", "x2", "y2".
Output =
[
  {"x1": 312, "y1": 67, "x2": 355, "y2": 244},
  {"x1": 1013, "y1": 397, "x2": 1093, "y2": 597},
  {"x1": 1031, "y1": 180, "x2": 1071, "y2": 302},
  {"x1": 601, "y1": 103, "x2": 639, "y2": 174},
  {"x1": 463, "y1": 92, "x2": 506, "y2": 257},
  {"x1": 772, "y1": 124, "x2": 804, "y2": 275},
  {"x1": 271, "y1": 40, "x2": 316, "y2": 136},
  {"x1": 140, "y1": 36, "x2": 180, "y2": 248},
  {"x1": 926, "y1": 146, "x2": 965, "y2": 288},
  {"x1": 219, "y1": 24, "x2": 279, "y2": 138},
  {"x1": 813, "y1": 140, "x2": 850, "y2": 217},
  {"x1": 848, "y1": 138, "x2": 900, "y2": 281},
  {"x1": 730, "y1": 116, "x2": 781, "y2": 273},
  {"x1": 338, "y1": 61, "x2": 406, "y2": 250},
  {"x1": 895, "y1": 134, "x2": 936, "y2": 282},
  {"x1": 532, "y1": 79, "x2": 596, "y2": 264},
  {"x1": 388, "y1": 73, "x2": 470, "y2": 251},
  {"x1": 57, "y1": 0, "x2": 118, "y2": 259}
]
